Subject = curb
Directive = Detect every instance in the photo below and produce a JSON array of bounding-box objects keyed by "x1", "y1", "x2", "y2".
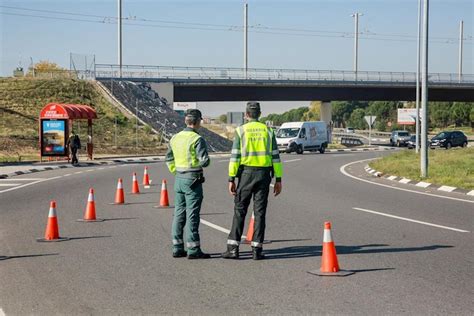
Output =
[
  {"x1": 364, "y1": 165, "x2": 474, "y2": 197},
  {"x1": 326, "y1": 146, "x2": 396, "y2": 153},
  {"x1": 0, "y1": 153, "x2": 232, "y2": 179}
]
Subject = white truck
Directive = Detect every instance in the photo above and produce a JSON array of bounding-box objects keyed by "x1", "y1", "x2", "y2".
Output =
[{"x1": 276, "y1": 121, "x2": 329, "y2": 154}]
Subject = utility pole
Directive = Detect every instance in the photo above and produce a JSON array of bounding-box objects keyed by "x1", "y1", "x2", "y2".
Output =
[
  {"x1": 421, "y1": 0, "x2": 429, "y2": 178},
  {"x1": 458, "y1": 20, "x2": 464, "y2": 83},
  {"x1": 118, "y1": 0, "x2": 122, "y2": 78},
  {"x1": 135, "y1": 99, "x2": 138, "y2": 151},
  {"x1": 114, "y1": 116, "x2": 118, "y2": 148},
  {"x1": 415, "y1": 0, "x2": 422, "y2": 153},
  {"x1": 244, "y1": 2, "x2": 248, "y2": 79},
  {"x1": 351, "y1": 12, "x2": 363, "y2": 81}
]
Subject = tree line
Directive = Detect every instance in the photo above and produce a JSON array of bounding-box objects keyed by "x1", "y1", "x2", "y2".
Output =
[{"x1": 261, "y1": 101, "x2": 474, "y2": 131}]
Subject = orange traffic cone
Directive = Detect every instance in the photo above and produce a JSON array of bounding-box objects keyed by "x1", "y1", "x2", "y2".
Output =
[
  {"x1": 110, "y1": 178, "x2": 126, "y2": 205},
  {"x1": 244, "y1": 212, "x2": 255, "y2": 243},
  {"x1": 154, "y1": 179, "x2": 172, "y2": 208},
  {"x1": 143, "y1": 166, "x2": 151, "y2": 189},
  {"x1": 37, "y1": 201, "x2": 69, "y2": 242},
  {"x1": 131, "y1": 172, "x2": 140, "y2": 194},
  {"x1": 308, "y1": 222, "x2": 353, "y2": 276},
  {"x1": 77, "y1": 188, "x2": 104, "y2": 222}
]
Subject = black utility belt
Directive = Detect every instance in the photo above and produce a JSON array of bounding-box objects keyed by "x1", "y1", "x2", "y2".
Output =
[{"x1": 241, "y1": 166, "x2": 272, "y2": 171}]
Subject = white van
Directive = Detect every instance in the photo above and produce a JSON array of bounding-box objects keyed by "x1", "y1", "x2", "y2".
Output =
[{"x1": 276, "y1": 121, "x2": 329, "y2": 154}]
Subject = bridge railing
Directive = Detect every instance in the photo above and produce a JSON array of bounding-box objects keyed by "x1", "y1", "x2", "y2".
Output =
[{"x1": 94, "y1": 64, "x2": 474, "y2": 84}]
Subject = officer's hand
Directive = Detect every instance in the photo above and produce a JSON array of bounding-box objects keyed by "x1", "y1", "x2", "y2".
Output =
[
  {"x1": 228, "y1": 182, "x2": 236, "y2": 196},
  {"x1": 273, "y1": 182, "x2": 282, "y2": 196}
]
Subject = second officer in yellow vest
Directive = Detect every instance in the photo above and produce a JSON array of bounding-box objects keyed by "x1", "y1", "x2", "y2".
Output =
[
  {"x1": 166, "y1": 109, "x2": 211, "y2": 259},
  {"x1": 222, "y1": 102, "x2": 283, "y2": 260}
]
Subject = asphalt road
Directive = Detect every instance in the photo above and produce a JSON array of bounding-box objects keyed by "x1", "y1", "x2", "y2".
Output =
[{"x1": 1, "y1": 151, "x2": 473, "y2": 315}]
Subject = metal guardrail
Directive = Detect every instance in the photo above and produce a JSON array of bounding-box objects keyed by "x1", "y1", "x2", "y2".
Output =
[{"x1": 94, "y1": 64, "x2": 474, "y2": 85}]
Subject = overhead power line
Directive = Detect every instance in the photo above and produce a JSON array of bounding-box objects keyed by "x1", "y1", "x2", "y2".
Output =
[{"x1": 0, "y1": 9, "x2": 471, "y2": 46}]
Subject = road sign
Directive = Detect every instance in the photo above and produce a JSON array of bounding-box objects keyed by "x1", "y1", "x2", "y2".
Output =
[
  {"x1": 364, "y1": 116, "x2": 376, "y2": 127},
  {"x1": 398, "y1": 108, "x2": 416, "y2": 125}
]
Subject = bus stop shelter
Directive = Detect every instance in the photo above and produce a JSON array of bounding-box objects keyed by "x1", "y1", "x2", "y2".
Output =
[{"x1": 39, "y1": 103, "x2": 97, "y2": 161}]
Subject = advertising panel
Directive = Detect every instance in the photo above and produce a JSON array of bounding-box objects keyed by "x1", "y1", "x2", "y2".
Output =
[
  {"x1": 173, "y1": 102, "x2": 197, "y2": 111},
  {"x1": 397, "y1": 108, "x2": 417, "y2": 125},
  {"x1": 41, "y1": 119, "x2": 67, "y2": 156}
]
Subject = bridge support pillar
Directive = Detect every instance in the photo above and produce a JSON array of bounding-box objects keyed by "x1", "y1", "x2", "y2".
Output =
[
  {"x1": 321, "y1": 101, "x2": 333, "y2": 143},
  {"x1": 150, "y1": 82, "x2": 174, "y2": 106}
]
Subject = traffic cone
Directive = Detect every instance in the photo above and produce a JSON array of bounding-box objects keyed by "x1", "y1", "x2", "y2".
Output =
[
  {"x1": 77, "y1": 188, "x2": 104, "y2": 222},
  {"x1": 308, "y1": 222, "x2": 353, "y2": 276},
  {"x1": 154, "y1": 179, "x2": 172, "y2": 208},
  {"x1": 143, "y1": 166, "x2": 151, "y2": 189},
  {"x1": 110, "y1": 178, "x2": 126, "y2": 205},
  {"x1": 131, "y1": 172, "x2": 140, "y2": 194},
  {"x1": 37, "y1": 201, "x2": 69, "y2": 242},
  {"x1": 244, "y1": 212, "x2": 255, "y2": 243}
]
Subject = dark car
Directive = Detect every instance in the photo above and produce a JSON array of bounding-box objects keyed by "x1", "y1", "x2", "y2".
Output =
[
  {"x1": 407, "y1": 135, "x2": 417, "y2": 149},
  {"x1": 430, "y1": 131, "x2": 468, "y2": 149}
]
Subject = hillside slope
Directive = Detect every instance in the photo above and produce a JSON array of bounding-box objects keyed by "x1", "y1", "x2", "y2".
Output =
[{"x1": 0, "y1": 78, "x2": 162, "y2": 159}]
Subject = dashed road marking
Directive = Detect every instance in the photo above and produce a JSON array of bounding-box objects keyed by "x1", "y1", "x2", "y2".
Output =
[
  {"x1": 283, "y1": 159, "x2": 302, "y2": 163},
  {"x1": 218, "y1": 159, "x2": 229, "y2": 163},
  {"x1": 0, "y1": 307, "x2": 5, "y2": 316},
  {"x1": 416, "y1": 181, "x2": 431, "y2": 188},
  {"x1": 399, "y1": 178, "x2": 411, "y2": 184},
  {"x1": 0, "y1": 183, "x2": 22, "y2": 187},
  {"x1": 340, "y1": 159, "x2": 474, "y2": 204},
  {"x1": 63, "y1": 174, "x2": 71, "y2": 177},
  {"x1": 0, "y1": 178, "x2": 44, "y2": 181},
  {"x1": 353, "y1": 207, "x2": 470, "y2": 233},
  {"x1": 74, "y1": 171, "x2": 83, "y2": 174},
  {"x1": 85, "y1": 169, "x2": 94, "y2": 172},
  {"x1": 387, "y1": 175, "x2": 397, "y2": 180},
  {"x1": 438, "y1": 185, "x2": 456, "y2": 192}
]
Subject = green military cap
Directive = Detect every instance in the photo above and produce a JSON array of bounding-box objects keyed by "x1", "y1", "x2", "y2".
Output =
[
  {"x1": 185, "y1": 109, "x2": 202, "y2": 119},
  {"x1": 246, "y1": 101, "x2": 261, "y2": 113}
]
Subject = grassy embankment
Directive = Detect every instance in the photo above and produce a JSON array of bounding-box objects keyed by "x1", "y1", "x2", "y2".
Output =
[
  {"x1": 0, "y1": 78, "x2": 165, "y2": 162},
  {"x1": 369, "y1": 148, "x2": 474, "y2": 190}
]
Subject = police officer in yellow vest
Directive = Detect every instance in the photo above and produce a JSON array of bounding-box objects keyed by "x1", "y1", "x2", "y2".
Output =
[
  {"x1": 222, "y1": 102, "x2": 283, "y2": 260},
  {"x1": 166, "y1": 109, "x2": 211, "y2": 259}
]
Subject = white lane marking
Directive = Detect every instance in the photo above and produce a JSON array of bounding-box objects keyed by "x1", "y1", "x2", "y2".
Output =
[
  {"x1": 468, "y1": 190, "x2": 474, "y2": 196},
  {"x1": 353, "y1": 207, "x2": 470, "y2": 233},
  {"x1": 387, "y1": 175, "x2": 397, "y2": 180},
  {"x1": 0, "y1": 176, "x2": 62, "y2": 194},
  {"x1": 85, "y1": 169, "x2": 94, "y2": 172},
  {"x1": 0, "y1": 307, "x2": 5, "y2": 316},
  {"x1": 63, "y1": 173, "x2": 71, "y2": 177},
  {"x1": 283, "y1": 159, "x2": 301, "y2": 163},
  {"x1": 438, "y1": 185, "x2": 456, "y2": 192},
  {"x1": 74, "y1": 171, "x2": 83, "y2": 174},
  {"x1": 218, "y1": 159, "x2": 229, "y2": 163},
  {"x1": 98, "y1": 167, "x2": 105, "y2": 170},
  {"x1": 340, "y1": 159, "x2": 474, "y2": 204},
  {"x1": 0, "y1": 183, "x2": 22, "y2": 187},
  {"x1": 416, "y1": 181, "x2": 431, "y2": 188},
  {"x1": 109, "y1": 166, "x2": 117, "y2": 168},
  {"x1": 0, "y1": 178, "x2": 44, "y2": 181},
  {"x1": 200, "y1": 219, "x2": 247, "y2": 239},
  {"x1": 399, "y1": 178, "x2": 411, "y2": 184}
]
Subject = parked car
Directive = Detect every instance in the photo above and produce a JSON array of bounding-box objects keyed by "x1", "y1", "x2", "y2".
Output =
[
  {"x1": 390, "y1": 130, "x2": 411, "y2": 147},
  {"x1": 345, "y1": 127, "x2": 355, "y2": 134},
  {"x1": 430, "y1": 131, "x2": 468, "y2": 149},
  {"x1": 407, "y1": 135, "x2": 417, "y2": 149}
]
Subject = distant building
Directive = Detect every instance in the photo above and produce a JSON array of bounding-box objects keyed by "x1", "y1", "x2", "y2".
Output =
[
  {"x1": 227, "y1": 112, "x2": 244, "y2": 125},
  {"x1": 13, "y1": 67, "x2": 24, "y2": 77}
]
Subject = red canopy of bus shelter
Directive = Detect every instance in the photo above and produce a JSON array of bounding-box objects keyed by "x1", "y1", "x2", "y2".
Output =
[{"x1": 40, "y1": 103, "x2": 97, "y2": 120}]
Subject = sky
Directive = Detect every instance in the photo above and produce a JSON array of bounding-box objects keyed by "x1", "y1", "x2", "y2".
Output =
[{"x1": 1, "y1": 0, "x2": 473, "y2": 116}]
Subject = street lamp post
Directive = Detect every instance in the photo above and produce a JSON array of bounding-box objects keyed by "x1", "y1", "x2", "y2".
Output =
[
  {"x1": 421, "y1": 0, "x2": 429, "y2": 178},
  {"x1": 351, "y1": 13, "x2": 363, "y2": 81},
  {"x1": 415, "y1": 0, "x2": 422, "y2": 153},
  {"x1": 118, "y1": 0, "x2": 122, "y2": 78},
  {"x1": 244, "y1": 2, "x2": 248, "y2": 79},
  {"x1": 458, "y1": 20, "x2": 464, "y2": 83}
]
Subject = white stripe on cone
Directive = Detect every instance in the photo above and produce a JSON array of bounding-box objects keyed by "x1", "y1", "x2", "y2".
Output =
[
  {"x1": 48, "y1": 206, "x2": 57, "y2": 218},
  {"x1": 323, "y1": 229, "x2": 333, "y2": 243},
  {"x1": 117, "y1": 180, "x2": 123, "y2": 189},
  {"x1": 161, "y1": 181, "x2": 166, "y2": 190}
]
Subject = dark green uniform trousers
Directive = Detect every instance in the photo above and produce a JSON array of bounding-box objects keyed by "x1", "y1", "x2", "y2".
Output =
[
  {"x1": 171, "y1": 176, "x2": 203, "y2": 255},
  {"x1": 227, "y1": 167, "x2": 272, "y2": 248}
]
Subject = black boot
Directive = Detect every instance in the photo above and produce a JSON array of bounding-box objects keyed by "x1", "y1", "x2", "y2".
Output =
[
  {"x1": 172, "y1": 249, "x2": 187, "y2": 258},
  {"x1": 222, "y1": 245, "x2": 239, "y2": 259},
  {"x1": 252, "y1": 247, "x2": 265, "y2": 260},
  {"x1": 187, "y1": 249, "x2": 211, "y2": 259}
]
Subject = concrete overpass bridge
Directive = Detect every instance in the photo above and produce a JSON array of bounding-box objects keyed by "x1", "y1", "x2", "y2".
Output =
[{"x1": 94, "y1": 64, "x2": 474, "y2": 123}]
